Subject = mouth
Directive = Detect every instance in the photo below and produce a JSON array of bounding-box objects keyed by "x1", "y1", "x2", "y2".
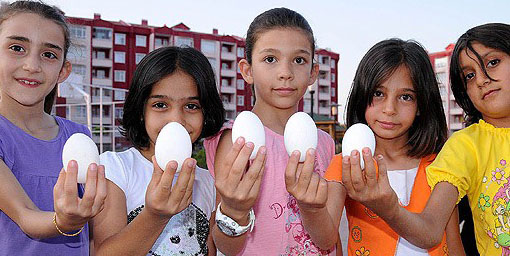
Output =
[
  {"x1": 16, "y1": 78, "x2": 42, "y2": 88},
  {"x1": 377, "y1": 120, "x2": 398, "y2": 129},
  {"x1": 482, "y1": 89, "x2": 500, "y2": 100},
  {"x1": 273, "y1": 87, "x2": 297, "y2": 96}
]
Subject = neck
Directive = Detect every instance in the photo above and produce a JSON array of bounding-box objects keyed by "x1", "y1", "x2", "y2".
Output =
[
  {"x1": 0, "y1": 93, "x2": 54, "y2": 134},
  {"x1": 252, "y1": 101, "x2": 298, "y2": 135},
  {"x1": 374, "y1": 136, "x2": 420, "y2": 170},
  {"x1": 483, "y1": 115, "x2": 510, "y2": 128},
  {"x1": 139, "y1": 145, "x2": 155, "y2": 163}
]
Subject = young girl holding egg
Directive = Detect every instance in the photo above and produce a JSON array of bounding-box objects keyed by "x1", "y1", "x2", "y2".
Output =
[
  {"x1": 340, "y1": 23, "x2": 510, "y2": 256},
  {"x1": 93, "y1": 46, "x2": 225, "y2": 255},
  {"x1": 310, "y1": 39, "x2": 465, "y2": 255},
  {"x1": 0, "y1": 1, "x2": 107, "y2": 254},
  {"x1": 204, "y1": 7, "x2": 336, "y2": 255}
]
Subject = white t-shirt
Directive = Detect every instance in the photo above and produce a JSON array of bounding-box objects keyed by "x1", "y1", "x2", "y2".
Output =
[
  {"x1": 387, "y1": 167, "x2": 428, "y2": 256},
  {"x1": 101, "y1": 147, "x2": 216, "y2": 256}
]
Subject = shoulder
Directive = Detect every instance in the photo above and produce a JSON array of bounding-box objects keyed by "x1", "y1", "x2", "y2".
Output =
[
  {"x1": 55, "y1": 116, "x2": 91, "y2": 137},
  {"x1": 100, "y1": 148, "x2": 142, "y2": 181}
]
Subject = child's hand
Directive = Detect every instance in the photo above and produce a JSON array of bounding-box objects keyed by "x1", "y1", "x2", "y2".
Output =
[
  {"x1": 144, "y1": 157, "x2": 196, "y2": 220},
  {"x1": 341, "y1": 148, "x2": 400, "y2": 220},
  {"x1": 285, "y1": 149, "x2": 328, "y2": 212},
  {"x1": 215, "y1": 137, "x2": 266, "y2": 222},
  {"x1": 53, "y1": 160, "x2": 107, "y2": 232}
]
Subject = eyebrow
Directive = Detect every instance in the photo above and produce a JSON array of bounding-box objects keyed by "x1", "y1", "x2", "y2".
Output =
[
  {"x1": 7, "y1": 35, "x2": 63, "y2": 52},
  {"x1": 258, "y1": 48, "x2": 311, "y2": 56},
  {"x1": 148, "y1": 95, "x2": 200, "y2": 101},
  {"x1": 461, "y1": 49, "x2": 498, "y2": 71}
]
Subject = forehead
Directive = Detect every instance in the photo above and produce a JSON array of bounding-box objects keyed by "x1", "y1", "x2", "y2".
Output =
[
  {"x1": 0, "y1": 12, "x2": 65, "y2": 48},
  {"x1": 379, "y1": 65, "x2": 415, "y2": 90},
  {"x1": 459, "y1": 43, "x2": 493, "y2": 67},
  {"x1": 253, "y1": 28, "x2": 313, "y2": 53},
  {"x1": 149, "y1": 71, "x2": 199, "y2": 98}
]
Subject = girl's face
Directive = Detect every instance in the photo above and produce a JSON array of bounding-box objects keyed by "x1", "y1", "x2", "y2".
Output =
[
  {"x1": 240, "y1": 28, "x2": 318, "y2": 110},
  {"x1": 0, "y1": 13, "x2": 70, "y2": 109},
  {"x1": 143, "y1": 71, "x2": 204, "y2": 152},
  {"x1": 364, "y1": 65, "x2": 418, "y2": 143},
  {"x1": 460, "y1": 43, "x2": 510, "y2": 127}
]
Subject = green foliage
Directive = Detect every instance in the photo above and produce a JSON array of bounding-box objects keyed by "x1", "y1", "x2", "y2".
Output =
[{"x1": 192, "y1": 148, "x2": 207, "y2": 169}]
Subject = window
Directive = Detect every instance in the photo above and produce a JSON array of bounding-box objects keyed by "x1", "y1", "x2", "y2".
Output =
[
  {"x1": 331, "y1": 87, "x2": 336, "y2": 97},
  {"x1": 67, "y1": 45, "x2": 87, "y2": 61},
  {"x1": 207, "y1": 58, "x2": 217, "y2": 68},
  {"x1": 319, "y1": 70, "x2": 328, "y2": 80},
  {"x1": 115, "y1": 33, "x2": 126, "y2": 45},
  {"x1": 237, "y1": 96, "x2": 244, "y2": 106},
  {"x1": 237, "y1": 79, "x2": 244, "y2": 90},
  {"x1": 93, "y1": 27, "x2": 111, "y2": 39},
  {"x1": 221, "y1": 78, "x2": 230, "y2": 86},
  {"x1": 135, "y1": 53, "x2": 146, "y2": 64},
  {"x1": 114, "y1": 70, "x2": 126, "y2": 82},
  {"x1": 221, "y1": 45, "x2": 232, "y2": 53},
  {"x1": 201, "y1": 40, "x2": 216, "y2": 54},
  {"x1": 330, "y1": 59, "x2": 335, "y2": 68},
  {"x1": 237, "y1": 47, "x2": 244, "y2": 57},
  {"x1": 136, "y1": 35, "x2": 147, "y2": 47},
  {"x1": 331, "y1": 73, "x2": 336, "y2": 83},
  {"x1": 93, "y1": 48, "x2": 109, "y2": 59},
  {"x1": 92, "y1": 68, "x2": 109, "y2": 79},
  {"x1": 75, "y1": 106, "x2": 86, "y2": 118},
  {"x1": 115, "y1": 108, "x2": 124, "y2": 118},
  {"x1": 72, "y1": 65, "x2": 86, "y2": 76},
  {"x1": 114, "y1": 91, "x2": 125, "y2": 101},
  {"x1": 114, "y1": 51, "x2": 125, "y2": 63},
  {"x1": 175, "y1": 36, "x2": 193, "y2": 47},
  {"x1": 70, "y1": 25, "x2": 86, "y2": 39},
  {"x1": 155, "y1": 37, "x2": 169, "y2": 48},
  {"x1": 435, "y1": 57, "x2": 448, "y2": 69}
]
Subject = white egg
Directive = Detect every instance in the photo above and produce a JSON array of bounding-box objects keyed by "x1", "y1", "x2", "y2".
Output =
[
  {"x1": 231, "y1": 111, "x2": 265, "y2": 160},
  {"x1": 62, "y1": 133, "x2": 100, "y2": 184},
  {"x1": 341, "y1": 123, "x2": 376, "y2": 170},
  {"x1": 284, "y1": 112, "x2": 318, "y2": 162},
  {"x1": 155, "y1": 122, "x2": 192, "y2": 172}
]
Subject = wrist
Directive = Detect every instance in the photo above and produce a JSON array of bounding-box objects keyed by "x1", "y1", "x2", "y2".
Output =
[
  {"x1": 219, "y1": 203, "x2": 250, "y2": 225},
  {"x1": 54, "y1": 213, "x2": 84, "y2": 236},
  {"x1": 215, "y1": 202, "x2": 255, "y2": 237}
]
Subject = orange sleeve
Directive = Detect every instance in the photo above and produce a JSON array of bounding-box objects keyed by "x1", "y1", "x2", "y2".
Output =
[{"x1": 324, "y1": 154, "x2": 343, "y2": 182}]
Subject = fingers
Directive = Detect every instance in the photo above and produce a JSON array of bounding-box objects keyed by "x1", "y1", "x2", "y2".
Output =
[
  {"x1": 156, "y1": 160, "x2": 178, "y2": 196},
  {"x1": 53, "y1": 168, "x2": 66, "y2": 200},
  {"x1": 362, "y1": 148, "x2": 377, "y2": 187},
  {"x1": 148, "y1": 156, "x2": 165, "y2": 190},
  {"x1": 375, "y1": 155, "x2": 388, "y2": 184},
  {"x1": 63, "y1": 160, "x2": 78, "y2": 206},
  {"x1": 79, "y1": 163, "x2": 98, "y2": 211},
  {"x1": 217, "y1": 137, "x2": 244, "y2": 182},
  {"x1": 91, "y1": 165, "x2": 107, "y2": 215},
  {"x1": 284, "y1": 150, "x2": 301, "y2": 191},
  {"x1": 228, "y1": 141, "x2": 255, "y2": 183},
  {"x1": 341, "y1": 155, "x2": 356, "y2": 194},
  {"x1": 296, "y1": 149, "x2": 316, "y2": 193},
  {"x1": 239, "y1": 146, "x2": 266, "y2": 196},
  {"x1": 169, "y1": 158, "x2": 196, "y2": 204},
  {"x1": 349, "y1": 150, "x2": 366, "y2": 192}
]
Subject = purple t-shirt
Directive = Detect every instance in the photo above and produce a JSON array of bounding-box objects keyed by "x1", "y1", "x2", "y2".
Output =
[{"x1": 0, "y1": 114, "x2": 90, "y2": 255}]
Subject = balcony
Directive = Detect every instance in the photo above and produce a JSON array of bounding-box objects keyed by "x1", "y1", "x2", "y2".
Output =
[
  {"x1": 319, "y1": 63, "x2": 330, "y2": 71},
  {"x1": 319, "y1": 92, "x2": 330, "y2": 99},
  {"x1": 92, "y1": 95, "x2": 112, "y2": 103},
  {"x1": 92, "y1": 116, "x2": 112, "y2": 125},
  {"x1": 223, "y1": 102, "x2": 236, "y2": 111},
  {"x1": 92, "y1": 58, "x2": 112, "y2": 67},
  {"x1": 319, "y1": 78, "x2": 330, "y2": 86},
  {"x1": 92, "y1": 38, "x2": 112, "y2": 48},
  {"x1": 449, "y1": 122, "x2": 464, "y2": 131},
  {"x1": 220, "y1": 85, "x2": 236, "y2": 94},
  {"x1": 221, "y1": 51, "x2": 236, "y2": 61},
  {"x1": 450, "y1": 107, "x2": 464, "y2": 115},
  {"x1": 92, "y1": 78, "x2": 112, "y2": 87}
]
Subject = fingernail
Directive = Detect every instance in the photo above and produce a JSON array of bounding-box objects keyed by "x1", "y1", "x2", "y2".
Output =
[
  {"x1": 343, "y1": 156, "x2": 349, "y2": 163},
  {"x1": 246, "y1": 142, "x2": 254, "y2": 149},
  {"x1": 259, "y1": 146, "x2": 266, "y2": 155},
  {"x1": 378, "y1": 155, "x2": 384, "y2": 160},
  {"x1": 90, "y1": 163, "x2": 98, "y2": 171},
  {"x1": 188, "y1": 159, "x2": 196, "y2": 168},
  {"x1": 236, "y1": 137, "x2": 244, "y2": 145},
  {"x1": 363, "y1": 148, "x2": 370, "y2": 156},
  {"x1": 69, "y1": 160, "x2": 77, "y2": 168},
  {"x1": 308, "y1": 148, "x2": 316, "y2": 155},
  {"x1": 168, "y1": 161, "x2": 178, "y2": 169}
]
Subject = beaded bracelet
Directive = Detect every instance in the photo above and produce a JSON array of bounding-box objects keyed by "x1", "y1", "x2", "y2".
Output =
[{"x1": 53, "y1": 213, "x2": 84, "y2": 237}]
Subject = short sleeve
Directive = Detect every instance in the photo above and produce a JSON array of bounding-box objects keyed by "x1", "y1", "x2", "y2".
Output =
[
  {"x1": 100, "y1": 151, "x2": 129, "y2": 194},
  {"x1": 203, "y1": 121, "x2": 232, "y2": 178},
  {"x1": 324, "y1": 154, "x2": 343, "y2": 182},
  {"x1": 426, "y1": 132, "x2": 477, "y2": 204}
]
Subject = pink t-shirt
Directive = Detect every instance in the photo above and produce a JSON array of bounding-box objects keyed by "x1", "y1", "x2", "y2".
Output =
[{"x1": 205, "y1": 121, "x2": 336, "y2": 255}]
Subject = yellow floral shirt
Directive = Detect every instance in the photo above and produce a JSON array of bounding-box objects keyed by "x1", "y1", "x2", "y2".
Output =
[{"x1": 427, "y1": 120, "x2": 510, "y2": 256}]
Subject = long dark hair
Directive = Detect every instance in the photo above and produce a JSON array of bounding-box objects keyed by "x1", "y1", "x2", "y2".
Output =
[{"x1": 346, "y1": 39, "x2": 447, "y2": 157}]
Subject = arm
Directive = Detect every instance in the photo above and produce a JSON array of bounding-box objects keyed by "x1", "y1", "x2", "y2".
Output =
[
  {"x1": 445, "y1": 206, "x2": 466, "y2": 256},
  {"x1": 94, "y1": 158, "x2": 196, "y2": 256},
  {"x1": 342, "y1": 149, "x2": 458, "y2": 249},
  {"x1": 211, "y1": 131, "x2": 267, "y2": 255},
  {"x1": 285, "y1": 149, "x2": 345, "y2": 250},
  {"x1": 207, "y1": 212, "x2": 217, "y2": 256},
  {"x1": 0, "y1": 159, "x2": 106, "y2": 239}
]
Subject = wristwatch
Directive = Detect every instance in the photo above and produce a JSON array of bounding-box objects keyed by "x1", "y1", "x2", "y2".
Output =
[{"x1": 215, "y1": 202, "x2": 255, "y2": 237}]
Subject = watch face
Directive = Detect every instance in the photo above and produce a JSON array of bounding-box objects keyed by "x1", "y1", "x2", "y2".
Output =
[{"x1": 216, "y1": 218, "x2": 240, "y2": 237}]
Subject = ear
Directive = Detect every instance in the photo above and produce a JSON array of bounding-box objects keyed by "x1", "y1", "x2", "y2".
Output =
[
  {"x1": 307, "y1": 63, "x2": 319, "y2": 85},
  {"x1": 57, "y1": 61, "x2": 72, "y2": 83},
  {"x1": 239, "y1": 59, "x2": 254, "y2": 85}
]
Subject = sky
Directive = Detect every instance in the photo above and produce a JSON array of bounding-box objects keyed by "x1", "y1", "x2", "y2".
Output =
[{"x1": 45, "y1": 0, "x2": 510, "y2": 124}]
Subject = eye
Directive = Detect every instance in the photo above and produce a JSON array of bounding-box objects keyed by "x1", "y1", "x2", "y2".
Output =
[
  {"x1": 464, "y1": 72, "x2": 475, "y2": 81},
  {"x1": 9, "y1": 45, "x2": 25, "y2": 53},
  {"x1": 373, "y1": 90, "x2": 384, "y2": 97},
  {"x1": 185, "y1": 103, "x2": 201, "y2": 110},
  {"x1": 487, "y1": 58, "x2": 500, "y2": 68},
  {"x1": 294, "y1": 57, "x2": 306, "y2": 65},
  {"x1": 400, "y1": 94, "x2": 414, "y2": 101},
  {"x1": 42, "y1": 51, "x2": 58, "y2": 60},
  {"x1": 152, "y1": 102, "x2": 167, "y2": 109},
  {"x1": 264, "y1": 56, "x2": 276, "y2": 64}
]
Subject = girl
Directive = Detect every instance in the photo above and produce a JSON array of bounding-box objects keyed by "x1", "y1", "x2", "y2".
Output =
[
  {"x1": 93, "y1": 46, "x2": 225, "y2": 255},
  {"x1": 0, "y1": 1, "x2": 107, "y2": 255},
  {"x1": 204, "y1": 7, "x2": 336, "y2": 255},
  {"x1": 340, "y1": 23, "x2": 510, "y2": 256},
  {"x1": 314, "y1": 39, "x2": 465, "y2": 255}
]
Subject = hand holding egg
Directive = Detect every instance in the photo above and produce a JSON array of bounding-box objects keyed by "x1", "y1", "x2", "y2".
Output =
[
  {"x1": 231, "y1": 111, "x2": 265, "y2": 160},
  {"x1": 284, "y1": 112, "x2": 318, "y2": 162},
  {"x1": 62, "y1": 133, "x2": 100, "y2": 183},
  {"x1": 154, "y1": 122, "x2": 192, "y2": 172},
  {"x1": 341, "y1": 123, "x2": 376, "y2": 170}
]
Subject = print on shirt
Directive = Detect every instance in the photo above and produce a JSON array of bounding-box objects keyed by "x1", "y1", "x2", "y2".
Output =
[
  {"x1": 480, "y1": 159, "x2": 510, "y2": 256},
  {"x1": 127, "y1": 203, "x2": 209, "y2": 256}
]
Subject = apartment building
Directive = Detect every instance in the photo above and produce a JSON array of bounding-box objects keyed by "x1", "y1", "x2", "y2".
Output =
[{"x1": 57, "y1": 14, "x2": 339, "y2": 151}]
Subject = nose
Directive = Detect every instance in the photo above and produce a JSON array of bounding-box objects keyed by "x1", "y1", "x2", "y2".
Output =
[
  {"x1": 382, "y1": 98, "x2": 396, "y2": 115},
  {"x1": 278, "y1": 62, "x2": 294, "y2": 81},
  {"x1": 23, "y1": 53, "x2": 42, "y2": 73},
  {"x1": 476, "y1": 71, "x2": 491, "y2": 88},
  {"x1": 166, "y1": 108, "x2": 186, "y2": 128}
]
